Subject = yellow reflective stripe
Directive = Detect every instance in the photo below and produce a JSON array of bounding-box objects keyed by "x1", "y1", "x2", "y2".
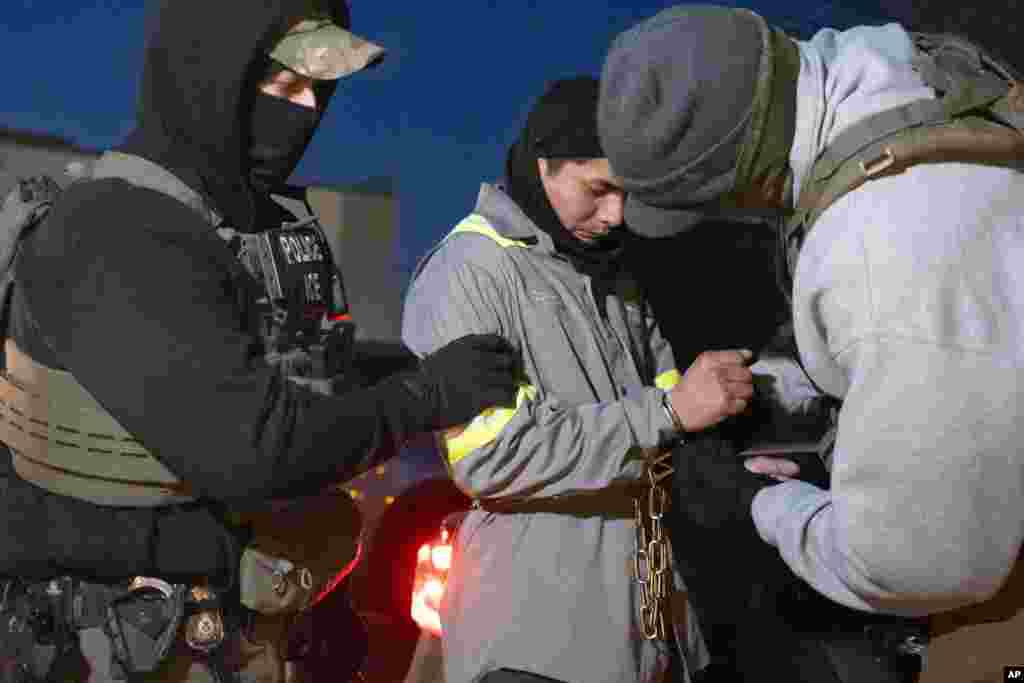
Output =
[
  {"x1": 446, "y1": 214, "x2": 529, "y2": 249},
  {"x1": 655, "y1": 369, "x2": 682, "y2": 390},
  {"x1": 442, "y1": 384, "x2": 538, "y2": 466}
]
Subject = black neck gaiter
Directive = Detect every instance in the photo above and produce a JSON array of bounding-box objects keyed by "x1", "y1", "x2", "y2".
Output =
[
  {"x1": 504, "y1": 143, "x2": 625, "y2": 319},
  {"x1": 247, "y1": 91, "x2": 321, "y2": 197},
  {"x1": 503, "y1": 77, "x2": 625, "y2": 319}
]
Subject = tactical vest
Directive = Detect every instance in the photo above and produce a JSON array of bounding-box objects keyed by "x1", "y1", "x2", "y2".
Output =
[
  {"x1": 780, "y1": 32, "x2": 1024, "y2": 301},
  {"x1": 0, "y1": 160, "x2": 354, "y2": 507},
  {"x1": 772, "y1": 32, "x2": 1024, "y2": 464}
]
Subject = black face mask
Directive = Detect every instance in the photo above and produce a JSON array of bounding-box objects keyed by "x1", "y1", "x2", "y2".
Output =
[{"x1": 247, "y1": 91, "x2": 321, "y2": 195}]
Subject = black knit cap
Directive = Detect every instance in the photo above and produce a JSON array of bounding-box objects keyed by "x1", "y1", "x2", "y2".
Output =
[
  {"x1": 528, "y1": 76, "x2": 605, "y2": 160},
  {"x1": 504, "y1": 77, "x2": 612, "y2": 256}
]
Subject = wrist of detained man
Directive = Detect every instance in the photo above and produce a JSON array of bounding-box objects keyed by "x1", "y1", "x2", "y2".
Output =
[{"x1": 658, "y1": 388, "x2": 687, "y2": 445}]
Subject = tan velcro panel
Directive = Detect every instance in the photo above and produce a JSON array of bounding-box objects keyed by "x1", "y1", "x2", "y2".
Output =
[{"x1": 0, "y1": 339, "x2": 195, "y2": 506}]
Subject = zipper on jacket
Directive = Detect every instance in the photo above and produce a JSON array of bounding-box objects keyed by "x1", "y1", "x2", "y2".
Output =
[{"x1": 583, "y1": 275, "x2": 639, "y2": 397}]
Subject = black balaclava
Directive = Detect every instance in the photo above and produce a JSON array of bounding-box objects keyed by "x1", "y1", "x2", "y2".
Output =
[
  {"x1": 119, "y1": 0, "x2": 345, "y2": 232},
  {"x1": 248, "y1": 93, "x2": 321, "y2": 198},
  {"x1": 505, "y1": 77, "x2": 626, "y2": 318}
]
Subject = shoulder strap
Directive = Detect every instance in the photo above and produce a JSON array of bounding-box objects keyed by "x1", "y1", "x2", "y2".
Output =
[
  {"x1": 0, "y1": 176, "x2": 63, "y2": 358},
  {"x1": 782, "y1": 32, "x2": 1024, "y2": 292},
  {"x1": 0, "y1": 176, "x2": 61, "y2": 272},
  {"x1": 811, "y1": 33, "x2": 1021, "y2": 184}
]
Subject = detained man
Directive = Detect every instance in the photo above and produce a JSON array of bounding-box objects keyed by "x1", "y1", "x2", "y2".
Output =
[{"x1": 403, "y1": 76, "x2": 764, "y2": 683}]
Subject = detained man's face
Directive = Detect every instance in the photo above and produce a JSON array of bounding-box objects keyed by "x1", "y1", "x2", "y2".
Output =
[{"x1": 538, "y1": 157, "x2": 626, "y2": 244}]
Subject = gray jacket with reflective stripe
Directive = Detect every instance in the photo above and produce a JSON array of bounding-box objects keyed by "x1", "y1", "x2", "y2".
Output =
[{"x1": 402, "y1": 183, "x2": 707, "y2": 683}]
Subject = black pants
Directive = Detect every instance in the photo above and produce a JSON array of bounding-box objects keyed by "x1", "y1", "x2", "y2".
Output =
[
  {"x1": 668, "y1": 431, "x2": 924, "y2": 683},
  {"x1": 688, "y1": 583, "x2": 923, "y2": 683}
]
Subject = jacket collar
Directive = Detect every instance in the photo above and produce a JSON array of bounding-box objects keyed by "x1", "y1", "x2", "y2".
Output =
[
  {"x1": 90, "y1": 151, "x2": 222, "y2": 227},
  {"x1": 473, "y1": 182, "x2": 558, "y2": 256}
]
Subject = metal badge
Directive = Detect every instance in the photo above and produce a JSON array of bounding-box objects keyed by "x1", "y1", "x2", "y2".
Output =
[{"x1": 184, "y1": 586, "x2": 226, "y2": 654}]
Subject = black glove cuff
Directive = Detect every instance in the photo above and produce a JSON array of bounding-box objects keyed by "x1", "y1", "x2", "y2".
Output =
[{"x1": 376, "y1": 369, "x2": 441, "y2": 434}]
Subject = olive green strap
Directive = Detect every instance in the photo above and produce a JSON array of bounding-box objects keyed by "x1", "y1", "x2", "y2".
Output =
[
  {"x1": 0, "y1": 339, "x2": 195, "y2": 507},
  {"x1": 811, "y1": 74, "x2": 1013, "y2": 187},
  {"x1": 797, "y1": 114, "x2": 1023, "y2": 231},
  {"x1": 991, "y1": 85, "x2": 1024, "y2": 130}
]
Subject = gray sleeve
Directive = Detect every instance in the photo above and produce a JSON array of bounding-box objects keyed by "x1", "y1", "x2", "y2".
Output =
[
  {"x1": 402, "y1": 237, "x2": 675, "y2": 500},
  {"x1": 752, "y1": 336, "x2": 1024, "y2": 616},
  {"x1": 647, "y1": 302, "x2": 681, "y2": 389}
]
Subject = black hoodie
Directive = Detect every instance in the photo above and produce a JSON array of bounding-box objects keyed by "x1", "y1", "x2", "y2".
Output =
[
  {"x1": 0, "y1": 0, "x2": 426, "y2": 581},
  {"x1": 121, "y1": 0, "x2": 347, "y2": 231}
]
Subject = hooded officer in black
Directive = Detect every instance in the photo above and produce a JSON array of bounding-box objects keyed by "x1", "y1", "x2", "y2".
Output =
[{"x1": 0, "y1": 0, "x2": 517, "y2": 679}]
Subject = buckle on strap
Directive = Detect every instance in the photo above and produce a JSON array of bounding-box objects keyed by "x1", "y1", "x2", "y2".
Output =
[
  {"x1": 127, "y1": 576, "x2": 173, "y2": 599},
  {"x1": 184, "y1": 585, "x2": 226, "y2": 654},
  {"x1": 859, "y1": 148, "x2": 897, "y2": 177}
]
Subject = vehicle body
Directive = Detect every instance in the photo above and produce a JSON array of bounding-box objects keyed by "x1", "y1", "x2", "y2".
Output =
[
  {"x1": 301, "y1": 183, "x2": 473, "y2": 682},
  {"x1": 338, "y1": 428, "x2": 468, "y2": 682}
]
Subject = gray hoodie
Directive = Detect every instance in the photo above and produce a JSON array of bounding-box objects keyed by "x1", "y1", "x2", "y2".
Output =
[{"x1": 752, "y1": 22, "x2": 1024, "y2": 617}]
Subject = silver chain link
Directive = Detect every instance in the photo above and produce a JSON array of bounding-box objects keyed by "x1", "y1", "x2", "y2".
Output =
[{"x1": 634, "y1": 449, "x2": 675, "y2": 640}]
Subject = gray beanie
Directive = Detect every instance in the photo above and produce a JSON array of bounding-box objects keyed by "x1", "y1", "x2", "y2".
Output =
[{"x1": 599, "y1": 5, "x2": 766, "y2": 237}]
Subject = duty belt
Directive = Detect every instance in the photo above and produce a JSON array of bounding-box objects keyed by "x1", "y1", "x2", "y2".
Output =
[{"x1": 0, "y1": 575, "x2": 231, "y2": 682}]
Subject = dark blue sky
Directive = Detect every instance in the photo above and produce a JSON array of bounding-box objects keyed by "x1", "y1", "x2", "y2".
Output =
[{"x1": 3, "y1": 1, "x2": 896, "y2": 284}]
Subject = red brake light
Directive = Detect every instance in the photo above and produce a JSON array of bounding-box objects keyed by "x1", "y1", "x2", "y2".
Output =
[
  {"x1": 411, "y1": 532, "x2": 453, "y2": 637},
  {"x1": 430, "y1": 545, "x2": 452, "y2": 571}
]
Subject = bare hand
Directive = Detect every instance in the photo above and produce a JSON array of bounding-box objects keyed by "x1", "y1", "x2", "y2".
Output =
[
  {"x1": 669, "y1": 349, "x2": 755, "y2": 432},
  {"x1": 744, "y1": 455, "x2": 800, "y2": 481}
]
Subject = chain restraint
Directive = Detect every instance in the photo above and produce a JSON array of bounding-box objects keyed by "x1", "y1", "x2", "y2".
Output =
[{"x1": 634, "y1": 448, "x2": 675, "y2": 640}]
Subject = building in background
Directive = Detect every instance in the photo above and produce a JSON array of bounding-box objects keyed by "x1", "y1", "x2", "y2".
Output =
[{"x1": 308, "y1": 178, "x2": 402, "y2": 344}]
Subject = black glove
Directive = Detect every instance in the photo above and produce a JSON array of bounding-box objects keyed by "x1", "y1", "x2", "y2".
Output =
[
  {"x1": 670, "y1": 428, "x2": 831, "y2": 679},
  {"x1": 674, "y1": 432, "x2": 767, "y2": 533},
  {"x1": 412, "y1": 333, "x2": 519, "y2": 431},
  {"x1": 673, "y1": 426, "x2": 829, "y2": 543}
]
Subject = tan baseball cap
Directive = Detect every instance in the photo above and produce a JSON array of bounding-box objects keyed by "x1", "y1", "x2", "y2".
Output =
[{"x1": 268, "y1": 3, "x2": 386, "y2": 80}]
